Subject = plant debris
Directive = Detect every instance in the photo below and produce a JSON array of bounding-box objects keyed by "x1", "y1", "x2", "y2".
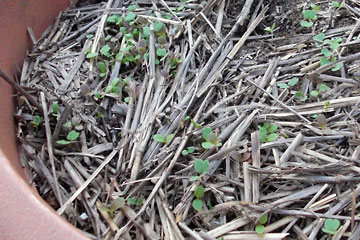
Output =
[{"x1": 11, "y1": 0, "x2": 360, "y2": 239}]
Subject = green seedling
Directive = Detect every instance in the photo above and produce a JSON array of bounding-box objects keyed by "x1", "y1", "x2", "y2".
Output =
[
  {"x1": 332, "y1": 1, "x2": 343, "y2": 8},
  {"x1": 259, "y1": 122, "x2": 278, "y2": 143},
  {"x1": 310, "y1": 83, "x2": 327, "y2": 98},
  {"x1": 154, "y1": 21, "x2": 163, "y2": 33},
  {"x1": 255, "y1": 214, "x2": 268, "y2": 235},
  {"x1": 189, "y1": 159, "x2": 209, "y2": 182},
  {"x1": 94, "y1": 92, "x2": 104, "y2": 100},
  {"x1": 127, "y1": 197, "x2": 143, "y2": 206},
  {"x1": 201, "y1": 127, "x2": 222, "y2": 149},
  {"x1": 156, "y1": 48, "x2": 167, "y2": 57},
  {"x1": 294, "y1": 91, "x2": 308, "y2": 102},
  {"x1": 182, "y1": 146, "x2": 195, "y2": 156},
  {"x1": 191, "y1": 119, "x2": 202, "y2": 129},
  {"x1": 98, "y1": 62, "x2": 107, "y2": 77},
  {"x1": 192, "y1": 185, "x2": 204, "y2": 211},
  {"x1": 277, "y1": 77, "x2": 299, "y2": 89},
  {"x1": 331, "y1": 62, "x2": 343, "y2": 71},
  {"x1": 153, "y1": 133, "x2": 174, "y2": 144},
  {"x1": 86, "y1": 52, "x2": 98, "y2": 59},
  {"x1": 311, "y1": 4, "x2": 320, "y2": 12},
  {"x1": 322, "y1": 219, "x2": 340, "y2": 235},
  {"x1": 177, "y1": 5, "x2": 185, "y2": 12},
  {"x1": 301, "y1": 9, "x2": 317, "y2": 28},
  {"x1": 107, "y1": 14, "x2": 123, "y2": 25},
  {"x1": 264, "y1": 23, "x2": 276, "y2": 34},
  {"x1": 98, "y1": 197, "x2": 125, "y2": 217},
  {"x1": 128, "y1": 4, "x2": 137, "y2": 11},
  {"x1": 100, "y1": 45, "x2": 111, "y2": 57},
  {"x1": 105, "y1": 78, "x2": 121, "y2": 94},
  {"x1": 32, "y1": 115, "x2": 41, "y2": 128},
  {"x1": 324, "y1": 101, "x2": 331, "y2": 109},
  {"x1": 56, "y1": 130, "x2": 80, "y2": 145},
  {"x1": 125, "y1": 12, "x2": 136, "y2": 22}
]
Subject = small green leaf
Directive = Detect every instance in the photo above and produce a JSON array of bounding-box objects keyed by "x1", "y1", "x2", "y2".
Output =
[
  {"x1": 321, "y1": 48, "x2": 333, "y2": 57},
  {"x1": 267, "y1": 133, "x2": 278, "y2": 142},
  {"x1": 202, "y1": 127, "x2": 212, "y2": 141},
  {"x1": 105, "y1": 35, "x2": 111, "y2": 41},
  {"x1": 153, "y1": 134, "x2": 166, "y2": 143},
  {"x1": 124, "y1": 97, "x2": 130, "y2": 103},
  {"x1": 86, "y1": 34, "x2": 94, "y2": 39},
  {"x1": 143, "y1": 27, "x2": 151, "y2": 37},
  {"x1": 100, "y1": 45, "x2": 111, "y2": 57},
  {"x1": 318, "y1": 83, "x2": 327, "y2": 92},
  {"x1": 302, "y1": 10, "x2": 317, "y2": 20},
  {"x1": 320, "y1": 57, "x2": 332, "y2": 66},
  {"x1": 330, "y1": 42, "x2": 340, "y2": 50},
  {"x1": 259, "y1": 127, "x2": 267, "y2": 136},
  {"x1": 194, "y1": 159, "x2": 209, "y2": 175},
  {"x1": 268, "y1": 124, "x2": 277, "y2": 133},
  {"x1": 52, "y1": 102, "x2": 59, "y2": 114},
  {"x1": 109, "y1": 197, "x2": 125, "y2": 212},
  {"x1": 107, "y1": 14, "x2": 120, "y2": 23},
  {"x1": 189, "y1": 176, "x2": 201, "y2": 182},
  {"x1": 277, "y1": 83, "x2": 289, "y2": 89},
  {"x1": 331, "y1": 62, "x2": 343, "y2": 71},
  {"x1": 156, "y1": 48, "x2": 167, "y2": 57},
  {"x1": 154, "y1": 21, "x2": 163, "y2": 32},
  {"x1": 105, "y1": 85, "x2": 112, "y2": 93},
  {"x1": 192, "y1": 199, "x2": 203, "y2": 211},
  {"x1": 313, "y1": 33, "x2": 325, "y2": 41},
  {"x1": 127, "y1": 197, "x2": 136, "y2": 205},
  {"x1": 128, "y1": 4, "x2": 137, "y2": 11},
  {"x1": 191, "y1": 120, "x2": 202, "y2": 129},
  {"x1": 67, "y1": 131, "x2": 80, "y2": 141},
  {"x1": 288, "y1": 77, "x2": 299, "y2": 87},
  {"x1": 259, "y1": 214, "x2": 268, "y2": 225},
  {"x1": 135, "y1": 197, "x2": 143, "y2": 205},
  {"x1": 86, "y1": 52, "x2": 98, "y2": 58},
  {"x1": 194, "y1": 185, "x2": 205, "y2": 199},
  {"x1": 125, "y1": 12, "x2": 136, "y2": 22},
  {"x1": 255, "y1": 225, "x2": 265, "y2": 234},
  {"x1": 301, "y1": 20, "x2": 313, "y2": 28},
  {"x1": 177, "y1": 5, "x2": 185, "y2": 11},
  {"x1": 111, "y1": 78, "x2": 120, "y2": 87},
  {"x1": 202, "y1": 142, "x2": 213, "y2": 149},
  {"x1": 324, "y1": 101, "x2": 330, "y2": 109},
  {"x1": 56, "y1": 140, "x2": 71, "y2": 145},
  {"x1": 322, "y1": 219, "x2": 340, "y2": 235},
  {"x1": 112, "y1": 86, "x2": 120, "y2": 94},
  {"x1": 332, "y1": 2, "x2": 341, "y2": 8},
  {"x1": 166, "y1": 134, "x2": 174, "y2": 143},
  {"x1": 311, "y1": 4, "x2": 320, "y2": 12},
  {"x1": 187, "y1": 146, "x2": 195, "y2": 153},
  {"x1": 98, "y1": 62, "x2": 106, "y2": 73},
  {"x1": 311, "y1": 90, "x2": 319, "y2": 97},
  {"x1": 182, "y1": 150, "x2": 189, "y2": 156},
  {"x1": 264, "y1": 27, "x2": 272, "y2": 32}
]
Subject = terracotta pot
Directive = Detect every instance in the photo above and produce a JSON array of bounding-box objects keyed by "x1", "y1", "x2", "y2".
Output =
[{"x1": 0, "y1": 1, "x2": 87, "y2": 239}]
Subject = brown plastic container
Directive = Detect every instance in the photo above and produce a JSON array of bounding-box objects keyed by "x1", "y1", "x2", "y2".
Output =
[{"x1": 0, "y1": 1, "x2": 88, "y2": 239}]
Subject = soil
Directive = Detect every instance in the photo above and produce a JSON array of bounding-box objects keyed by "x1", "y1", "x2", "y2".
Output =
[{"x1": 14, "y1": 0, "x2": 360, "y2": 239}]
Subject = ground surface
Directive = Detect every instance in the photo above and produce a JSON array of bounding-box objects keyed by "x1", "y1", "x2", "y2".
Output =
[{"x1": 15, "y1": 0, "x2": 360, "y2": 239}]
